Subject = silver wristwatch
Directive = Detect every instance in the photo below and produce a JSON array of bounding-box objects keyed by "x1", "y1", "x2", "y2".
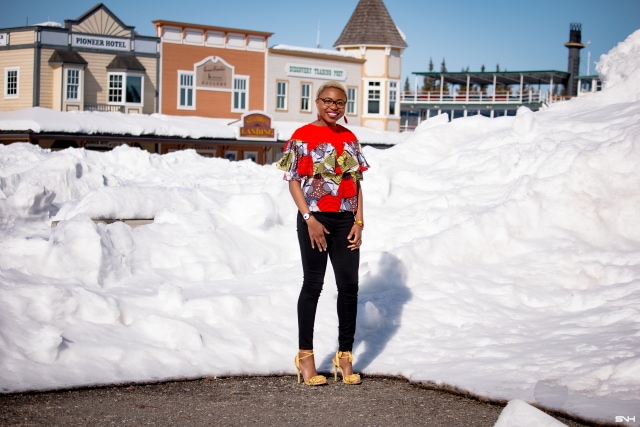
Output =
[{"x1": 303, "y1": 212, "x2": 312, "y2": 221}]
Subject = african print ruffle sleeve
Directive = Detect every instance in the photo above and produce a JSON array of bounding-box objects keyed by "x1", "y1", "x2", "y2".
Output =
[
  {"x1": 339, "y1": 140, "x2": 369, "y2": 180},
  {"x1": 275, "y1": 139, "x2": 309, "y2": 181}
]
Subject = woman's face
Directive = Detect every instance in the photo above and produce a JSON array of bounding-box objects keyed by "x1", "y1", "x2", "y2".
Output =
[{"x1": 316, "y1": 87, "x2": 347, "y2": 126}]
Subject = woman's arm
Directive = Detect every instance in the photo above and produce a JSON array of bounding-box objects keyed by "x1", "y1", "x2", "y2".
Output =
[
  {"x1": 288, "y1": 180, "x2": 329, "y2": 252},
  {"x1": 347, "y1": 181, "x2": 364, "y2": 250}
]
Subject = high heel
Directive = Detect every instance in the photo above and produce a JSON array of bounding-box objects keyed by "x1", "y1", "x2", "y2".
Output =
[
  {"x1": 294, "y1": 351, "x2": 327, "y2": 386},
  {"x1": 332, "y1": 351, "x2": 362, "y2": 385}
]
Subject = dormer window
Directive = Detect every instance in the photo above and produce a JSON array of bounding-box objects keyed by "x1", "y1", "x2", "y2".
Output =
[{"x1": 106, "y1": 56, "x2": 145, "y2": 106}]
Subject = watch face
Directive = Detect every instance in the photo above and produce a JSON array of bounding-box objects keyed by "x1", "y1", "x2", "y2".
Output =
[{"x1": 303, "y1": 213, "x2": 310, "y2": 220}]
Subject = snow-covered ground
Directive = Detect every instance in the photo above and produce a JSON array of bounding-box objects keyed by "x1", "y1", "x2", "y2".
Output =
[{"x1": 1, "y1": 29, "x2": 640, "y2": 426}]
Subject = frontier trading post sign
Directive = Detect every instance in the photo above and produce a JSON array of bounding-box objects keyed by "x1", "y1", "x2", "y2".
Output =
[{"x1": 286, "y1": 63, "x2": 346, "y2": 81}]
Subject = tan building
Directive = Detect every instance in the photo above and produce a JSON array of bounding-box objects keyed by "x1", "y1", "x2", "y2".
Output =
[
  {"x1": 334, "y1": 0, "x2": 407, "y2": 132},
  {"x1": 153, "y1": 20, "x2": 272, "y2": 119},
  {"x1": 0, "y1": 3, "x2": 159, "y2": 114}
]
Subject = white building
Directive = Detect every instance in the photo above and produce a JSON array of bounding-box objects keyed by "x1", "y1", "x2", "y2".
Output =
[{"x1": 266, "y1": 45, "x2": 365, "y2": 126}]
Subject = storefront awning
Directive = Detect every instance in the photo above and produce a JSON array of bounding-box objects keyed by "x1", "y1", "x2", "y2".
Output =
[
  {"x1": 106, "y1": 55, "x2": 146, "y2": 71},
  {"x1": 48, "y1": 50, "x2": 88, "y2": 65}
]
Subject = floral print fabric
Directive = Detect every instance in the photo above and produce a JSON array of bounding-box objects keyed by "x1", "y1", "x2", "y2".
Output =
[{"x1": 276, "y1": 124, "x2": 369, "y2": 213}]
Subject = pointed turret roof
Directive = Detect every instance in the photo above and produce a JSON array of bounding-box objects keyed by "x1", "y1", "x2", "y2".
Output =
[{"x1": 334, "y1": 0, "x2": 407, "y2": 48}]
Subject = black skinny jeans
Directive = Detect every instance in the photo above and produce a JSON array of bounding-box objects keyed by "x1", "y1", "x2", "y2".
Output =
[{"x1": 296, "y1": 211, "x2": 360, "y2": 352}]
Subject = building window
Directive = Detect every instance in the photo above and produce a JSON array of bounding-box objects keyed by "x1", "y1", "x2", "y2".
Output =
[
  {"x1": 367, "y1": 81, "x2": 381, "y2": 114},
  {"x1": 178, "y1": 72, "x2": 194, "y2": 109},
  {"x1": 244, "y1": 151, "x2": 258, "y2": 162},
  {"x1": 126, "y1": 75, "x2": 143, "y2": 104},
  {"x1": 108, "y1": 74, "x2": 123, "y2": 103},
  {"x1": 4, "y1": 67, "x2": 19, "y2": 98},
  {"x1": 347, "y1": 87, "x2": 357, "y2": 115},
  {"x1": 388, "y1": 81, "x2": 397, "y2": 115},
  {"x1": 65, "y1": 68, "x2": 81, "y2": 101},
  {"x1": 233, "y1": 76, "x2": 248, "y2": 112},
  {"x1": 108, "y1": 73, "x2": 143, "y2": 105},
  {"x1": 276, "y1": 81, "x2": 287, "y2": 110},
  {"x1": 300, "y1": 83, "x2": 311, "y2": 112}
]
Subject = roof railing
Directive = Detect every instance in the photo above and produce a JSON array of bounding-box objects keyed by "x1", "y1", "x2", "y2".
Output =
[{"x1": 400, "y1": 90, "x2": 543, "y2": 104}]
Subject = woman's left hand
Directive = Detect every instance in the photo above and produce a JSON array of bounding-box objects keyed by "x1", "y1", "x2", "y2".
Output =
[{"x1": 347, "y1": 223, "x2": 363, "y2": 250}]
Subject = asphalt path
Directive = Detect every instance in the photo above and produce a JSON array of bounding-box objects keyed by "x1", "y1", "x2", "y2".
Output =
[{"x1": 0, "y1": 375, "x2": 602, "y2": 426}]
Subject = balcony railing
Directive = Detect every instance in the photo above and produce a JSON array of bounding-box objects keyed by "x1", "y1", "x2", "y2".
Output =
[
  {"x1": 400, "y1": 91, "x2": 544, "y2": 104},
  {"x1": 84, "y1": 104, "x2": 125, "y2": 113}
]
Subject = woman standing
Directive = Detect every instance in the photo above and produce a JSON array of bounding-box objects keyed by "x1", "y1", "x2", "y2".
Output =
[{"x1": 276, "y1": 81, "x2": 369, "y2": 386}]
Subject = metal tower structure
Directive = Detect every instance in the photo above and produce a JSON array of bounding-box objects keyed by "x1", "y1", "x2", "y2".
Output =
[{"x1": 564, "y1": 23, "x2": 585, "y2": 97}]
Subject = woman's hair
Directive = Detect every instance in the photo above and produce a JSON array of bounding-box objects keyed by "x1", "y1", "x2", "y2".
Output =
[{"x1": 316, "y1": 81, "x2": 347, "y2": 99}]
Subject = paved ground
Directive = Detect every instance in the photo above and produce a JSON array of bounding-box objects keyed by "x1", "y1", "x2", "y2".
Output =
[{"x1": 0, "y1": 375, "x2": 602, "y2": 426}]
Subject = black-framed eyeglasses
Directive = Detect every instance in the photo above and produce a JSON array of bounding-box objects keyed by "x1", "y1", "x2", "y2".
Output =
[{"x1": 317, "y1": 98, "x2": 346, "y2": 109}]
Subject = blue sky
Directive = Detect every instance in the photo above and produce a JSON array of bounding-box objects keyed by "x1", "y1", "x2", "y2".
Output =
[{"x1": 2, "y1": 0, "x2": 639, "y2": 84}]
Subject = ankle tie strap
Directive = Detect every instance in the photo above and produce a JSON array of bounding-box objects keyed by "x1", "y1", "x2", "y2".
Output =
[
  {"x1": 337, "y1": 351, "x2": 354, "y2": 362},
  {"x1": 298, "y1": 350, "x2": 315, "y2": 360}
]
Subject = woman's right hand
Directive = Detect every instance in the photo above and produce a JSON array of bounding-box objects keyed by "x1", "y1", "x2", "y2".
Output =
[{"x1": 307, "y1": 217, "x2": 330, "y2": 252}]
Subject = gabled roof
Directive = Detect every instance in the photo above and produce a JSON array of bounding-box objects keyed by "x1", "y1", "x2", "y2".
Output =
[
  {"x1": 64, "y1": 3, "x2": 134, "y2": 33},
  {"x1": 334, "y1": 0, "x2": 407, "y2": 48}
]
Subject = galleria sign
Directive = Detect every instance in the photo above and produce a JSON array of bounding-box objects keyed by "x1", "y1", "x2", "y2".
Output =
[{"x1": 195, "y1": 56, "x2": 233, "y2": 91}]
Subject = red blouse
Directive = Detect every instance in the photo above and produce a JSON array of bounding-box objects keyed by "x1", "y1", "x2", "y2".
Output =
[{"x1": 276, "y1": 123, "x2": 370, "y2": 213}]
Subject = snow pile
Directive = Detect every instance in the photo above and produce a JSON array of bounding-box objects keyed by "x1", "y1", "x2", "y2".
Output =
[{"x1": 1, "y1": 29, "x2": 640, "y2": 427}]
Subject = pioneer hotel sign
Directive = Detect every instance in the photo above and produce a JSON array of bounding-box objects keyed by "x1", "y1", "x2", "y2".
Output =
[{"x1": 71, "y1": 34, "x2": 130, "y2": 51}]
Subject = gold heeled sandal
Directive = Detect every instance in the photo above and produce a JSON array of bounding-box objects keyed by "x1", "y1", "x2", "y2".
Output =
[
  {"x1": 333, "y1": 351, "x2": 362, "y2": 385},
  {"x1": 294, "y1": 351, "x2": 327, "y2": 386}
]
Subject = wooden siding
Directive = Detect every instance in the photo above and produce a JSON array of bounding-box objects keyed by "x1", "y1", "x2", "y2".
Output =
[
  {"x1": 50, "y1": 65, "x2": 62, "y2": 111},
  {"x1": 39, "y1": 48, "x2": 55, "y2": 109},
  {"x1": 7, "y1": 30, "x2": 35, "y2": 46},
  {"x1": 160, "y1": 42, "x2": 265, "y2": 118},
  {"x1": 138, "y1": 56, "x2": 158, "y2": 114},
  {"x1": 0, "y1": 49, "x2": 35, "y2": 111},
  {"x1": 80, "y1": 52, "x2": 112, "y2": 105},
  {"x1": 76, "y1": 52, "x2": 157, "y2": 113}
]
